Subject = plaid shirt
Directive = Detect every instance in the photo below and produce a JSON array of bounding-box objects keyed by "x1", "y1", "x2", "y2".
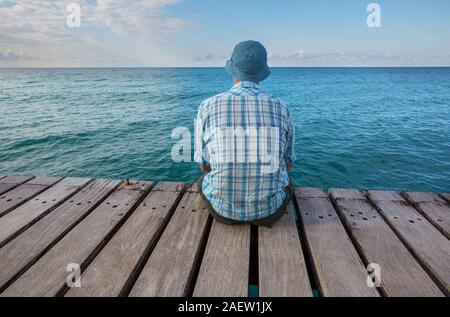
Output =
[{"x1": 195, "y1": 81, "x2": 296, "y2": 221}]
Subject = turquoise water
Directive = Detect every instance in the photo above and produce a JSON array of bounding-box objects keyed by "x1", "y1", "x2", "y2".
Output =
[{"x1": 0, "y1": 68, "x2": 449, "y2": 192}]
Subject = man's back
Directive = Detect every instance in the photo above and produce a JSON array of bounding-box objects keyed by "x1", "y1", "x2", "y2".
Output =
[{"x1": 195, "y1": 81, "x2": 295, "y2": 221}]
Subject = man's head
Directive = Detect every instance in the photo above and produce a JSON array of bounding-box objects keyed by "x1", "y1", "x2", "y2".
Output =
[{"x1": 225, "y1": 40, "x2": 270, "y2": 83}]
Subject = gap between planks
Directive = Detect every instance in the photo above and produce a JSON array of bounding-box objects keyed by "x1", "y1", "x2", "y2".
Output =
[
  {"x1": 1, "y1": 176, "x2": 448, "y2": 298},
  {"x1": 401, "y1": 192, "x2": 450, "y2": 239},
  {"x1": 0, "y1": 179, "x2": 123, "y2": 293},
  {"x1": 0, "y1": 176, "x2": 63, "y2": 218},
  {"x1": 0, "y1": 175, "x2": 36, "y2": 196},
  {"x1": 129, "y1": 185, "x2": 212, "y2": 297},
  {"x1": 329, "y1": 188, "x2": 443, "y2": 297},
  {"x1": 1, "y1": 180, "x2": 153, "y2": 297},
  {"x1": 295, "y1": 188, "x2": 380, "y2": 297},
  {"x1": 0, "y1": 177, "x2": 93, "y2": 248},
  {"x1": 65, "y1": 182, "x2": 188, "y2": 297},
  {"x1": 366, "y1": 190, "x2": 450, "y2": 296}
]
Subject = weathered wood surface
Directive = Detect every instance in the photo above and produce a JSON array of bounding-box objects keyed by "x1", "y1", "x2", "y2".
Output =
[
  {"x1": 193, "y1": 220, "x2": 251, "y2": 297},
  {"x1": 0, "y1": 177, "x2": 91, "y2": 247},
  {"x1": 0, "y1": 175, "x2": 34, "y2": 196},
  {"x1": 0, "y1": 179, "x2": 121, "y2": 292},
  {"x1": 329, "y1": 189, "x2": 443, "y2": 297},
  {"x1": 0, "y1": 176, "x2": 62, "y2": 217},
  {"x1": 66, "y1": 182, "x2": 185, "y2": 297},
  {"x1": 295, "y1": 188, "x2": 380, "y2": 297},
  {"x1": 0, "y1": 174, "x2": 447, "y2": 297},
  {"x1": 439, "y1": 193, "x2": 450, "y2": 204},
  {"x1": 368, "y1": 190, "x2": 450, "y2": 295},
  {"x1": 402, "y1": 192, "x2": 450, "y2": 239},
  {"x1": 130, "y1": 187, "x2": 210, "y2": 297},
  {"x1": 258, "y1": 205, "x2": 312, "y2": 297},
  {"x1": 1, "y1": 180, "x2": 151, "y2": 297}
]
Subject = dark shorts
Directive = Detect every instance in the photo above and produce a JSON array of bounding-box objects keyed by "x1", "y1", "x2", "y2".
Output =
[{"x1": 197, "y1": 174, "x2": 294, "y2": 228}]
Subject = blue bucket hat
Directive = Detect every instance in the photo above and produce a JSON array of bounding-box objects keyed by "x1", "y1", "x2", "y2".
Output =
[{"x1": 225, "y1": 40, "x2": 271, "y2": 83}]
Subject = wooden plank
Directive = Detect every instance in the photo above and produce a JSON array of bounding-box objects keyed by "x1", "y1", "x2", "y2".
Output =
[
  {"x1": 0, "y1": 175, "x2": 34, "y2": 196},
  {"x1": 0, "y1": 180, "x2": 152, "y2": 297},
  {"x1": 295, "y1": 188, "x2": 379, "y2": 297},
  {"x1": 152, "y1": 181, "x2": 185, "y2": 192},
  {"x1": 403, "y1": 192, "x2": 450, "y2": 239},
  {"x1": 0, "y1": 179, "x2": 120, "y2": 292},
  {"x1": 129, "y1": 188, "x2": 210, "y2": 297},
  {"x1": 25, "y1": 176, "x2": 63, "y2": 186},
  {"x1": 258, "y1": 205, "x2": 312, "y2": 297},
  {"x1": 327, "y1": 188, "x2": 362, "y2": 199},
  {"x1": 66, "y1": 182, "x2": 185, "y2": 297},
  {"x1": 0, "y1": 177, "x2": 91, "y2": 247},
  {"x1": 0, "y1": 175, "x2": 34, "y2": 184},
  {"x1": 402, "y1": 192, "x2": 446, "y2": 204},
  {"x1": 368, "y1": 190, "x2": 403, "y2": 202},
  {"x1": 330, "y1": 189, "x2": 443, "y2": 297},
  {"x1": 294, "y1": 188, "x2": 327, "y2": 198},
  {"x1": 439, "y1": 193, "x2": 450, "y2": 204},
  {"x1": 367, "y1": 190, "x2": 450, "y2": 295},
  {"x1": 193, "y1": 221, "x2": 250, "y2": 297},
  {"x1": 0, "y1": 176, "x2": 62, "y2": 217}
]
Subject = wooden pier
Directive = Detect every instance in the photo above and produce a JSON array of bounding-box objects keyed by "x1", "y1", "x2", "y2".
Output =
[{"x1": 0, "y1": 174, "x2": 448, "y2": 297}]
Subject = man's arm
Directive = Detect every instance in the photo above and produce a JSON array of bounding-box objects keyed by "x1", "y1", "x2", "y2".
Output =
[
  {"x1": 194, "y1": 101, "x2": 210, "y2": 170},
  {"x1": 284, "y1": 107, "x2": 296, "y2": 172}
]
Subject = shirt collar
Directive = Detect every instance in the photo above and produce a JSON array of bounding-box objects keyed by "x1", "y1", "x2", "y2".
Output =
[{"x1": 231, "y1": 81, "x2": 259, "y2": 90}]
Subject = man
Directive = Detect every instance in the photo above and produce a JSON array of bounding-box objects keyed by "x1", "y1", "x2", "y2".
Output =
[{"x1": 195, "y1": 40, "x2": 296, "y2": 227}]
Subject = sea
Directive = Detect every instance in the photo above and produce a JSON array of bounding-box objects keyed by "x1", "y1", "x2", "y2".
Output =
[{"x1": 0, "y1": 67, "x2": 449, "y2": 192}]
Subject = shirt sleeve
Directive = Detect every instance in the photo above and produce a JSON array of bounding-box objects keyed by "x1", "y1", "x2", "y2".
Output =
[
  {"x1": 284, "y1": 106, "x2": 296, "y2": 165},
  {"x1": 194, "y1": 101, "x2": 210, "y2": 166}
]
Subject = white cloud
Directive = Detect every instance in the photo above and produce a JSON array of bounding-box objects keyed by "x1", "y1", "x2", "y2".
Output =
[
  {"x1": 0, "y1": 0, "x2": 192, "y2": 66},
  {"x1": 268, "y1": 49, "x2": 416, "y2": 66},
  {"x1": 269, "y1": 49, "x2": 412, "y2": 62},
  {"x1": 194, "y1": 53, "x2": 215, "y2": 62},
  {"x1": 86, "y1": 0, "x2": 190, "y2": 37},
  {"x1": 0, "y1": 49, "x2": 38, "y2": 61}
]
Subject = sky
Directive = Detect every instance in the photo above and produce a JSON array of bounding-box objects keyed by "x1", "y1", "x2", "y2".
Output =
[{"x1": 0, "y1": 0, "x2": 449, "y2": 67}]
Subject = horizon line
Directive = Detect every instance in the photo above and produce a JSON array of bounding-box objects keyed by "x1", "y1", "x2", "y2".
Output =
[{"x1": 1, "y1": 66, "x2": 450, "y2": 69}]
